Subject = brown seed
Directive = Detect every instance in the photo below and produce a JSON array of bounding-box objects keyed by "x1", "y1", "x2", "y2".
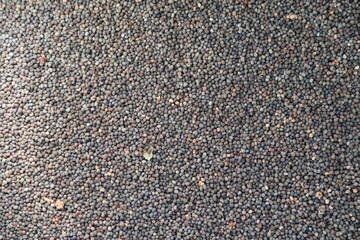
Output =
[
  {"x1": 315, "y1": 192, "x2": 323, "y2": 199},
  {"x1": 104, "y1": 169, "x2": 112, "y2": 176},
  {"x1": 286, "y1": 14, "x2": 298, "y2": 19},
  {"x1": 228, "y1": 222, "x2": 237, "y2": 229},
  {"x1": 198, "y1": 180, "x2": 205, "y2": 187},
  {"x1": 39, "y1": 55, "x2": 46, "y2": 64},
  {"x1": 55, "y1": 200, "x2": 64, "y2": 209}
]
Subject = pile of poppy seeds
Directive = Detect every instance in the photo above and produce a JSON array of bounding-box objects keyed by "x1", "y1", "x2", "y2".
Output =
[{"x1": 1, "y1": 1, "x2": 359, "y2": 239}]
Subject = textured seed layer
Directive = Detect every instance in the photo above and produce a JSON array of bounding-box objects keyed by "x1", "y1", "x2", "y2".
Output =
[{"x1": 1, "y1": 1, "x2": 359, "y2": 239}]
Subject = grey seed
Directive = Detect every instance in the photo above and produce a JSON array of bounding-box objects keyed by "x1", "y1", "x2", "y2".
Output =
[{"x1": 1, "y1": 0, "x2": 358, "y2": 239}]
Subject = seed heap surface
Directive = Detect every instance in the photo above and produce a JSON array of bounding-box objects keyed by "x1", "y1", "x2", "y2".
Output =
[{"x1": 1, "y1": 1, "x2": 359, "y2": 239}]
